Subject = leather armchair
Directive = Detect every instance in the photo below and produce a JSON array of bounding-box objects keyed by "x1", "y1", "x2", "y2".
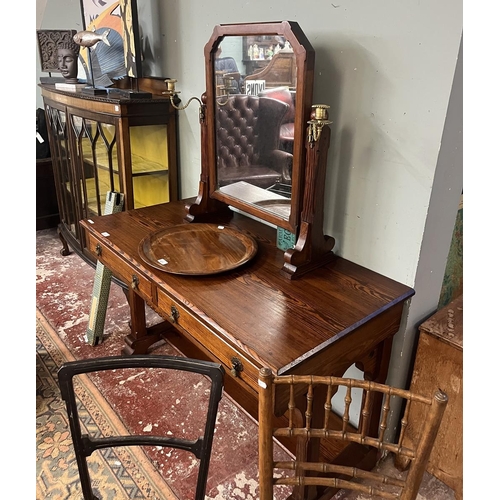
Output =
[
  {"x1": 216, "y1": 95, "x2": 293, "y2": 189},
  {"x1": 259, "y1": 86, "x2": 295, "y2": 153}
]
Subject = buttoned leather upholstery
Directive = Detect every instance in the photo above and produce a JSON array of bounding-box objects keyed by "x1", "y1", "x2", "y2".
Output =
[
  {"x1": 216, "y1": 95, "x2": 293, "y2": 188},
  {"x1": 259, "y1": 86, "x2": 295, "y2": 153}
]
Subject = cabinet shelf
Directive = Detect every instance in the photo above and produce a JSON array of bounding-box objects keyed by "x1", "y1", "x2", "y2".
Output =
[
  {"x1": 41, "y1": 78, "x2": 179, "y2": 267},
  {"x1": 80, "y1": 142, "x2": 168, "y2": 176}
]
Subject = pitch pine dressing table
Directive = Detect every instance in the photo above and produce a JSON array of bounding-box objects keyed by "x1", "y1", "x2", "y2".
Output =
[
  {"x1": 80, "y1": 21, "x2": 414, "y2": 477},
  {"x1": 80, "y1": 199, "x2": 413, "y2": 466}
]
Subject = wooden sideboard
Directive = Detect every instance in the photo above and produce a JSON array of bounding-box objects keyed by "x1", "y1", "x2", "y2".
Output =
[
  {"x1": 402, "y1": 295, "x2": 463, "y2": 499},
  {"x1": 40, "y1": 78, "x2": 179, "y2": 267},
  {"x1": 80, "y1": 200, "x2": 414, "y2": 472}
]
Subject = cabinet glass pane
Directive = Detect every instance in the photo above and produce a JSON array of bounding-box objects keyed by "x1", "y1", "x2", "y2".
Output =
[
  {"x1": 71, "y1": 116, "x2": 118, "y2": 217},
  {"x1": 130, "y1": 124, "x2": 169, "y2": 208},
  {"x1": 46, "y1": 106, "x2": 78, "y2": 237}
]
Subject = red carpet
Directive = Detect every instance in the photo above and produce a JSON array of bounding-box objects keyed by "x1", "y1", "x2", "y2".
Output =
[{"x1": 36, "y1": 227, "x2": 294, "y2": 499}]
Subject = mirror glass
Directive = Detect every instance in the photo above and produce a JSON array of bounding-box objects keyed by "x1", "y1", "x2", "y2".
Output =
[
  {"x1": 213, "y1": 35, "x2": 296, "y2": 222},
  {"x1": 203, "y1": 21, "x2": 317, "y2": 234}
]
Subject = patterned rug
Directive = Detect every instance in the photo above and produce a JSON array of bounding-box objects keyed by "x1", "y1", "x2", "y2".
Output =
[
  {"x1": 36, "y1": 310, "x2": 179, "y2": 500},
  {"x1": 35, "y1": 228, "x2": 295, "y2": 500}
]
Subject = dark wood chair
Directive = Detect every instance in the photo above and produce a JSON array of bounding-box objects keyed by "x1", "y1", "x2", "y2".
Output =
[
  {"x1": 258, "y1": 367, "x2": 448, "y2": 500},
  {"x1": 58, "y1": 355, "x2": 225, "y2": 500}
]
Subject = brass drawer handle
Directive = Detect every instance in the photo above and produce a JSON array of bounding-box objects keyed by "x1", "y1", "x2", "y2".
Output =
[
  {"x1": 231, "y1": 357, "x2": 243, "y2": 378},
  {"x1": 169, "y1": 305, "x2": 179, "y2": 324},
  {"x1": 131, "y1": 274, "x2": 139, "y2": 290},
  {"x1": 95, "y1": 244, "x2": 102, "y2": 257}
]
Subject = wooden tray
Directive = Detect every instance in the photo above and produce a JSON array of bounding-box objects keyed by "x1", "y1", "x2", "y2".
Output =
[{"x1": 138, "y1": 223, "x2": 258, "y2": 275}]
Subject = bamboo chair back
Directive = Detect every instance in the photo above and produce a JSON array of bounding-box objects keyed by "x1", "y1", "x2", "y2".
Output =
[{"x1": 258, "y1": 367, "x2": 448, "y2": 500}]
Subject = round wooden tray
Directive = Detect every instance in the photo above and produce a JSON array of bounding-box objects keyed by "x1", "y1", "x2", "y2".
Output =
[{"x1": 138, "y1": 223, "x2": 258, "y2": 275}]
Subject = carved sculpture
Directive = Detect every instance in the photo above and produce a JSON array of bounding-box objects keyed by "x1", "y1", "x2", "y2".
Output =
[
  {"x1": 56, "y1": 39, "x2": 81, "y2": 83},
  {"x1": 36, "y1": 30, "x2": 77, "y2": 73}
]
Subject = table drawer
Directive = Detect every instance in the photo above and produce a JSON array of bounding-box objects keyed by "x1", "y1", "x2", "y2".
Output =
[
  {"x1": 87, "y1": 232, "x2": 153, "y2": 303},
  {"x1": 157, "y1": 288, "x2": 260, "y2": 388}
]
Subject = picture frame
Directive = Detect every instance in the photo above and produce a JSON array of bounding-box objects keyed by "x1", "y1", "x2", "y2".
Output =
[
  {"x1": 78, "y1": 0, "x2": 125, "y2": 86},
  {"x1": 78, "y1": 0, "x2": 142, "y2": 86},
  {"x1": 120, "y1": 0, "x2": 143, "y2": 78}
]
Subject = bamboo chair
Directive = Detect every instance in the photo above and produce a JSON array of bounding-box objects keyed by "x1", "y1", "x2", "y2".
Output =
[
  {"x1": 58, "y1": 355, "x2": 225, "y2": 500},
  {"x1": 258, "y1": 367, "x2": 448, "y2": 500}
]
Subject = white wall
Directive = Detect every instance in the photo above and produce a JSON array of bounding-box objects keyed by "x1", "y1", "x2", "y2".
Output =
[
  {"x1": 36, "y1": 0, "x2": 84, "y2": 93},
  {"x1": 36, "y1": 0, "x2": 463, "y2": 433}
]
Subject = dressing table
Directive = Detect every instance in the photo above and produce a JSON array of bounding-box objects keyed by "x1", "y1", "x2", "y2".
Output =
[
  {"x1": 81, "y1": 199, "x2": 413, "y2": 467},
  {"x1": 80, "y1": 21, "x2": 415, "y2": 476}
]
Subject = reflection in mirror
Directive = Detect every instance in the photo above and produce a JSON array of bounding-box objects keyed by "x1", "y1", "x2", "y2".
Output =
[{"x1": 213, "y1": 35, "x2": 297, "y2": 221}]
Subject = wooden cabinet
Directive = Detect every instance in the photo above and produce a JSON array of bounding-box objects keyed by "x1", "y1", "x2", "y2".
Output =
[
  {"x1": 40, "y1": 78, "x2": 178, "y2": 267},
  {"x1": 404, "y1": 295, "x2": 463, "y2": 499},
  {"x1": 242, "y1": 35, "x2": 280, "y2": 76}
]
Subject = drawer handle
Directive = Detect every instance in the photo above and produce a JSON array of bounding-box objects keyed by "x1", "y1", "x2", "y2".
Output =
[
  {"x1": 168, "y1": 305, "x2": 179, "y2": 324},
  {"x1": 95, "y1": 244, "x2": 102, "y2": 257},
  {"x1": 131, "y1": 274, "x2": 139, "y2": 290},
  {"x1": 231, "y1": 357, "x2": 243, "y2": 378}
]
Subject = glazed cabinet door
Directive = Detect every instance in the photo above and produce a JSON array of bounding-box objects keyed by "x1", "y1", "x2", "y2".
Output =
[
  {"x1": 44, "y1": 103, "x2": 80, "y2": 253},
  {"x1": 68, "y1": 111, "x2": 121, "y2": 219}
]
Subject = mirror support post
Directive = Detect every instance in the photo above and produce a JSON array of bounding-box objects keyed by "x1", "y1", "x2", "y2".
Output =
[
  {"x1": 185, "y1": 93, "x2": 233, "y2": 223},
  {"x1": 281, "y1": 107, "x2": 336, "y2": 279}
]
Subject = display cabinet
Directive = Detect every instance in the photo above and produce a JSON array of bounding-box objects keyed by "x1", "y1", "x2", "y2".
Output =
[
  {"x1": 40, "y1": 77, "x2": 179, "y2": 267},
  {"x1": 242, "y1": 35, "x2": 283, "y2": 75}
]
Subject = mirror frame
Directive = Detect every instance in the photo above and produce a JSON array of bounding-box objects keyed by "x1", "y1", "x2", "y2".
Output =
[{"x1": 203, "y1": 21, "x2": 315, "y2": 234}]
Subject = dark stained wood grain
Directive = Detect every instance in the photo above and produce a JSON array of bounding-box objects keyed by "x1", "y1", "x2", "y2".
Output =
[{"x1": 82, "y1": 200, "x2": 413, "y2": 374}]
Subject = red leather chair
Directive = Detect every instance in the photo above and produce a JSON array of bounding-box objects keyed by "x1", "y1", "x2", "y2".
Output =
[{"x1": 259, "y1": 86, "x2": 295, "y2": 153}]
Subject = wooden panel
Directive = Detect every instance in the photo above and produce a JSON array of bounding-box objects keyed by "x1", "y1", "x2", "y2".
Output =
[
  {"x1": 87, "y1": 232, "x2": 153, "y2": 303},
  {"x1": 157, "y1": 288, "x2": 261, "y2": 389},
  {"x1": 80, "y1": 201, "x2": 414, "y2": 376},
  {"x1": 404, "y1": 295, "x2": 463, "y2": 499}
]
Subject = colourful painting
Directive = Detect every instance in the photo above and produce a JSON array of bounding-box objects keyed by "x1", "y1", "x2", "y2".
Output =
[
  {"x1": 79, "y1": 0, "x2": 129, "y2": 86},
  {"x1": 120, "y1": 0, "x2": 142, "y2": 78}
]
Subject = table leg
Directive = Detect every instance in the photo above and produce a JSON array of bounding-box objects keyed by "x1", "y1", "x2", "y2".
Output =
[{"x1": 122, "y1": 290, "x2": 171, "y2": 355}]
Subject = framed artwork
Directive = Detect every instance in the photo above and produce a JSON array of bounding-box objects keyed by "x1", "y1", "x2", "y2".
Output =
[
  {"x1": 120, "y1": 0, "x2": 142, "y2": 78},
  {"x1": 37, "y1": 30, "x2": 77, "y2": 73},
  {"x1": 78, "y1": 0, "x2": 126, "y2": 86}
]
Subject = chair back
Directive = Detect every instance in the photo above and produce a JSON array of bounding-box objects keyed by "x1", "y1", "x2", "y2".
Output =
[
  {"x1": 258, "y1": 367, "x2": 448, "y2": 500},
  {"x1": 58, "y1": 355, "x2": 225, "y2": 500}
]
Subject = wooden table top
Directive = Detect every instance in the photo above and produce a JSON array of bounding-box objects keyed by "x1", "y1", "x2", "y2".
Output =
[{"x1": 81, "y1": 200, "x2": 415, "y2": 375}]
